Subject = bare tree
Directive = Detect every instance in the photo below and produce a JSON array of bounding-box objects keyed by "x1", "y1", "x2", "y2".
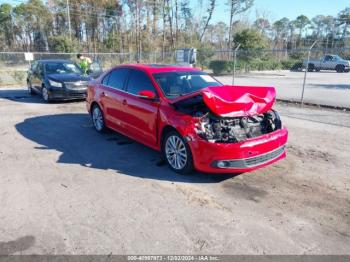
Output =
[
  {"x1": 227, "y1": 0, "x2": 254, "y2": 49},
  {"x1": 199, "y1": 0, "x2": 216, "y2": 42}
]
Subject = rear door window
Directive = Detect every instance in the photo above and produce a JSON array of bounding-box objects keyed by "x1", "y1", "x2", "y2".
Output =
[
  {"x1": 126, "y1": 70, "x2": 156, "y2": 95},
  {"x1": 37, "y1": 63, "x2": 44, "y2": 76},
  {"x1": 106, "y1": 68, "x2": 130, "y2": 90},
  {"x1": 31, "y1": 62, "x2": 38, "y2": 72},
  {"x1": 102, "y1": 74, "x2": 110, "y2": 86}
]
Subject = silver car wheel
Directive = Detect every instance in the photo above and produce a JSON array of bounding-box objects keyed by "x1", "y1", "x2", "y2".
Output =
[
  {"x1": 27, "y1": 82, "x2": 32, "y2": 95},
  {"x1": 165, "y1": 135, "x2": 188, "y2": 170},
  {"x1": 42, "y1": 87, "x2": 49, "y2": 101},
  {"x1": 92, "y1": 106, "x2": 104, "y2": 131}
]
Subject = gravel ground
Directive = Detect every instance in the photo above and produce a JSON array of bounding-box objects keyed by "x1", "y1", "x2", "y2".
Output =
[
  {"x1": 217, "y1": 70, "x2": 350, "y2": 108},
  {"x1": 0, "y1": 87, "x2": 349, "y2": 255}
]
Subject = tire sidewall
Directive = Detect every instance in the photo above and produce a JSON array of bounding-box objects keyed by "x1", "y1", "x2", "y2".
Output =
[
  {"x1": 42, "y1": 86, "x2": 50, "y2": 102},
  {"x1": 336, "y1": 65, "x2": 345, "y2": 73},
  {"x1": 27, "y1": 81, "x2": 33, "y2": 95},
  {"x1": 162, "y1": 131, "x2": 194, "y2": 175},
  {"x1": 91, "y1": 104, "x2": 106, "y2": 133},
  {"x1": 308, "y1": 64, "x2": 315, "y2": 72}
]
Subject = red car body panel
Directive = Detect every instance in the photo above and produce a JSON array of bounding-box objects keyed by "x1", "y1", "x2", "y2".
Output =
[
  {"x1": 86, "y1": 64, "x2": 288, "y2": 174},
  {"x1": 202, "y1": 85, "x2": 276, "y2": 117}
]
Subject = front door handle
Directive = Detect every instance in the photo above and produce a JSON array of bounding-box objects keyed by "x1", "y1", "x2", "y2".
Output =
[{"x1": 122, "y1": 99, "x2": 127, "y2": 106}]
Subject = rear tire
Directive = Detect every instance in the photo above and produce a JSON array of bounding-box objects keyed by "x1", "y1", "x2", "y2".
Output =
[
  {"x1": 91, "y1": 104, "x2": 107, "y2": 133},
  {"x1": 336, "y1": 65, "x2": 345, "y2": 73},
  {"x1": 162, "y1": 131, "x2": 194, "y2": 175}
]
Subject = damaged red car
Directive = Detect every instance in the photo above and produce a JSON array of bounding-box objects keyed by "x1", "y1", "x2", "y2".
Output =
[{"x1": 86, "y1": 64, "x2": 288, "y2": 174}]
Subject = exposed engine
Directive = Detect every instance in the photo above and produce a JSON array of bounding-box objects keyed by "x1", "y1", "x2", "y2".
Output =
[
  {"x1": 173, "y1": 94, "x2": 282, "y2": 143},
  {"x1": 195, "y1": 110, "x2": 282, "y2": 143}
]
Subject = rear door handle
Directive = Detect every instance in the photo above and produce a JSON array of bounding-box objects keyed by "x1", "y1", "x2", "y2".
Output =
[{"x1": 122, "y1": 99, "x2": 127, "y2": 105}]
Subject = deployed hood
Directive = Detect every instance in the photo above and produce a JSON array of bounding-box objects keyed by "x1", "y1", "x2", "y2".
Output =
[
  {"x1": 47, "y1": 73, "x2": 91, "y2": 83},
  {"x1": 173, "y1": 85, "x2": 276, "y2": 117}
]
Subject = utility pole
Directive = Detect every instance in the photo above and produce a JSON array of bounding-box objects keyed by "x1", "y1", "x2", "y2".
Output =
[
  {"x1": 66, "y1": 0, "x2": 72, "y2": 40},
  {"x1": 301, "y1": 40, "x2": 317, "y2": 105},
  {"x1": 232, "y1": 44, "x2": 241, "y2": 86}
]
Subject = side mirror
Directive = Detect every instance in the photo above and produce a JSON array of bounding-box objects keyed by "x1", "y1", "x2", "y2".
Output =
[{"x1": 138, "y1": 90, "x2": 157, "y2": 100}]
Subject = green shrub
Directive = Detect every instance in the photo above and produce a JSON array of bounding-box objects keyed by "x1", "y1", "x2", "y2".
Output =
[
  {"x1": 289, "y1": 51, "x2": 306, "y2": 60},
  {"x1": 209, "y1": 58, "x2": 302, "y2": 74},
  {"x1": 197, "y1": 49, "x2": 215, "y2": 70},
  {"x1": 209, "y1": 60, "x2": 230, "y2": 75},
  {"x1": 281, "y1": 59, "x2": 303, "y2": 70},
  {"x1": 243, "y1": 59, "x2": 282, "y2": 71}
]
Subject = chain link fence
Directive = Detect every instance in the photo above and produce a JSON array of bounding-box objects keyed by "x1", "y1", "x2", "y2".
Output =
[
  {"x1": 0, "y1": 48, "x2": 349, "y2": 108},
  {"x1": 0, "y1": 51, "x2": 176, "y2": 86},
  {"x1": 198, "y1": 47, "x2": 350, "y2": 108}
]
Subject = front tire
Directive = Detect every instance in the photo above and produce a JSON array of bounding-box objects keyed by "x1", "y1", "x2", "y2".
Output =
[
  {"x1": 27, "y1": 81, "x2": 34, "y2": 96},
  {"x1": 308, "y1": 64, "x2": 315, "y2": 72},
  {"x1": 91, "y1": 104, "x2": 106, "y2": 133},
  {"x1": 162, "y1": 131, "x2": 194, "y2": 175},
  {"x1": 42, "y1": 86, "x2": 51, "y2": 102}
]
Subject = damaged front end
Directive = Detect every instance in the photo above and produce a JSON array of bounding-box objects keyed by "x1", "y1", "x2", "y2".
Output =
[
  {"x1": 173, "y1": 85, "x2": 282, "y2": 144},
  {"x1": 194, "y1": 110, "x2": 282, "y2": 143}
]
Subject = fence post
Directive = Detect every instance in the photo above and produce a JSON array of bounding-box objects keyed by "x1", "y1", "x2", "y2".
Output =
[
  {"x1": 301, "y1": 41, "x2": 317, "y2": 105},
  {"x1": 232, "y1": 44, "x2": 241, "y2": 86}
]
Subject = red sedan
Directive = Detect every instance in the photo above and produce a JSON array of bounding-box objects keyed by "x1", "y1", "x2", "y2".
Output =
[{"x1": 86, "y1": 64, "x2": 288, "y2": 174}]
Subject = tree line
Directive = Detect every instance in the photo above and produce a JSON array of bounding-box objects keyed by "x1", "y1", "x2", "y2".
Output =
[{"x1": 0, "y1": 0, "x2": 349, "y2": 56}]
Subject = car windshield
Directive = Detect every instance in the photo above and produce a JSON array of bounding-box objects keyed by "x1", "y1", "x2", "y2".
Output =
[
  {"x1": 153, "y1": 71, "x2": 222, "y2": 98},
  {"x1": 45, "y1": 62, "x2": 82, "y2": 75}
]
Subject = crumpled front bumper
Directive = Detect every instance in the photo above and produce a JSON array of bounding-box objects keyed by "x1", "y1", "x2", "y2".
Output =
[{"x1": 188, "y1": 128, "x2": 288, "y2": 174}]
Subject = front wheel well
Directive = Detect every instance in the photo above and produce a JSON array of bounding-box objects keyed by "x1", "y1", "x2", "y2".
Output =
[
  {"x1": 90, "y1": 101, "x2": 100, "y2": 114},
  {"x1": 160, "y1": 125, "x2": 178, "y2": 148}
]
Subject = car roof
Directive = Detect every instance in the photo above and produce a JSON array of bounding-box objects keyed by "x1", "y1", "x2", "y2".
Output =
[
  {"x1": 116, "y1": 64, "x2": 201, "y2": 74},
  {"x1": 36, "y1": 59, "x2": 75, "y2": 64}
]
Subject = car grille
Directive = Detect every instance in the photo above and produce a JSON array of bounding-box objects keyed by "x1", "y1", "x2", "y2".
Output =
[
  {"x1": 65, "y1": 81, "x2": 88, "y2": 90},
  {"x1": 244, "y1": 146, "x2": 285, "y2": 167},
  {"x1": 215, "y1": 146, "x2": 285, "y2": 169}
]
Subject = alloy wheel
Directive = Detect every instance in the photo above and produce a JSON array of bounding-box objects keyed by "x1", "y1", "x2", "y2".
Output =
[
  {"x1": 92, "y1": 106, "x2": 104, "y2": 132},
  {"x1": 42, "y1": 87, "x2": 49, "y2": 101},
  {"x1": 27, "y1": 82, "x2": 33, "y2": 95},
  {"x1": 165, "y1": 135, "x2": 188, "y2": 170}
]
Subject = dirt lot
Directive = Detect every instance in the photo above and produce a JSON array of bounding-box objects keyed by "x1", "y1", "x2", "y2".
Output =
[{"x1": 0, "y1": 87, "x2": 349, "y2": 255}]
